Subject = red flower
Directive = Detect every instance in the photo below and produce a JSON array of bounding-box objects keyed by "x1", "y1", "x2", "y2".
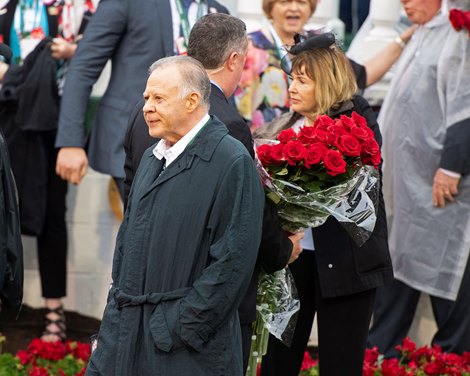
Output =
[
  {"x1": 350, "y1": 124, "x2": 373, "y2": 143},
  {"x1": 364, "y1": 346, "x2": 380, "y2": 366},
  {"x1": 270, "y1": 143, "x2": 286, "y2": 164},
  {"x1": 74, "y1": 342, "x2": 92, "y2": 362},
  {"x1": 336, "y1": 134, "x2": 361, "y2": 157},
  {"x1": 284, "y1": 140, "x2": 307, "y2": 166},
  {"x1": 28, "y1": 366, "x2": 50, "y2": 376},
  {"x1": 361, "y1": 137, "x2": 381, "y2": 167},
  {"x1": 256, "y1": 144, "x2": 274, "y2": 165},
  {"x1": 381, "y1": 358, "x2": 407, "y2": 376},
  {"x1": 300, "y1": 351, "x2": 318, "y2": 370},
  {"x1": 314, "y1": 114, "x2": 335, "y2": 130},
  {"x1": 303, "y1": 144, "x2": 325, "y2": 168},
  {"x1": 277, "y1": 128, "x2": 297, "y2": 143},
  {"x1": 326, "y1": 123, "x2": 349, "y2": 141},
  {"x1": 323, "y1": 149, "x2": 346, "y2": 176},
  {"x1": 351, "y1": 111, "x2": 368, "y2": 128},
  {"x1": 450, "y1": 8, "x2": 466, "y2": 30},
  {"x1": 312, "y1": 129, "x2": 334, "y2": 146},
  {"x1": 401, "y1": 337, "x2": 417, "y2": 353},
  {"x1": 16, "y1": 350, "x2": 33, "y2": 365},
  {"x1": 338, "y1": 114, "x2": 355, "y2": 130},
  {"x1": 297, "y1": 126, "x2": 316, "y2": 144},
  {"x1": 449, "y1": 8, "x2": 470, "y2": 35}
]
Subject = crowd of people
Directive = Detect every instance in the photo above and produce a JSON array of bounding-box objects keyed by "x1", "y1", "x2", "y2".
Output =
[{"x1": 0, "y1": 0, "x2": 469, "y2": 375}]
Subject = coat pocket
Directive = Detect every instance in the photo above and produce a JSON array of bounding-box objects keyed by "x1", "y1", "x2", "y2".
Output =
[{"x1": 149, "y1": 300, "x2": 185, "y2": 354}]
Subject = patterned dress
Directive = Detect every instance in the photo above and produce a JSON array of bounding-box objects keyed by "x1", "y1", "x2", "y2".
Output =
[{"x1": 234, "y1": 29, "x2": 290, "y2": 133}]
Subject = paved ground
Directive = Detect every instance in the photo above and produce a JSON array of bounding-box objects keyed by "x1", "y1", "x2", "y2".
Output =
[{"x1": 0, "y1": 304, "x2": 101, "y2": 354}]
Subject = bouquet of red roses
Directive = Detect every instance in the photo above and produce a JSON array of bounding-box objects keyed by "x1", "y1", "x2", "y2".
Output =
[{"x1": 255, "y1": 111, "x2": 381, "y2": 246}]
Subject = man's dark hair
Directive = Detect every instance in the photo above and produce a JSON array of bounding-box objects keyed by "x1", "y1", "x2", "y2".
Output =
[{"x1": 188, "y1": 13, "x2": 247, "y2": 70}]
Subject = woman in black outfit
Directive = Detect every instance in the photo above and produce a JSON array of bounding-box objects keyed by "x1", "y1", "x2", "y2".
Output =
[{"x1": 254, "y1": 33, "x2": 393, "y2": 376}]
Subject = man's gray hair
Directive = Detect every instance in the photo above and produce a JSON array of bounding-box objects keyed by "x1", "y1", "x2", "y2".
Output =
[
  {"x1": 188, "y1": 13, "x2": 248, "y2": 70},
  {"x1": 148, "y1": 56, "x2": 211, "y2": 107}
]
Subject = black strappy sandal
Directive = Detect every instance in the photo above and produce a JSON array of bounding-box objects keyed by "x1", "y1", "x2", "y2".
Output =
[{"x1": 42, "y1": 305, "x2": 67, "y2": 342}]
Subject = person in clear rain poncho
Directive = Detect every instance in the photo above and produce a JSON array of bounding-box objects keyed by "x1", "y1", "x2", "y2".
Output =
[{"x1": 368, "y1": 0, "x2": 470, "y2": 358}]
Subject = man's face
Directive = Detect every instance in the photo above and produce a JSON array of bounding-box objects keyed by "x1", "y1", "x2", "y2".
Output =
[
  {"x1": 143, "y1": 66, "x2": 188, "y2": 145},
  {"x1": 401, "y1": 0, "x2": 441, "y2": 24}
]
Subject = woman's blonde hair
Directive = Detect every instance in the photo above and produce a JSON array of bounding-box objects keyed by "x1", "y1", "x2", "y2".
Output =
[
  {"x1": 262, "y1": 0, "x2": 316, "y2": 19},
  {"x1": 291, "y1": 46, "x2": 357, "y2": 118}
]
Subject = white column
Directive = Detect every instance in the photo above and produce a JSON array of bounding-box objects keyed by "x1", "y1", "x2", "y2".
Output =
[{"x1": 310, "y1": 0, "x2": 345, "y2": 41}]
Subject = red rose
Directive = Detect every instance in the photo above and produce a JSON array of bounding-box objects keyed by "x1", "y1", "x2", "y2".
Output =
[
  {"x1": 277, "y1": 128, "x2": 297, "y2": 143},
  {"x1": 256, "y1": 144, "x2": 274, "y2": 165},
  {"x1": 323, "y1": 149, "x2": 346, "y2": 176},
  {"x1": 327, "y1": 123, "x2": 349, "y2": 140},
  {"x1": 314, "y1": 115, "x2": 335, "y2": 130},
  {"x1": 450, "y1": 8, "x2": 465, "y2": 30},
  {"x1": 361, "y1": 153, "x2": 381, "y2": 168},
  {"x1": 336, "y1": 134, "x2": 361, "y2": 156},
  {"x1": 297, "y1": 126, "x2": 316, "y2": 145},
  {"x1": 350, "y1": 125, "x2": 372, "y2": 142},
  {"x1": 351, "y1": 111, "x2": 368, "y2": 127},
  {"x1": 284, "y1": 140, "x2": 306, "y2": 166},
  {"x1": 313, "y1": 129, "x2": 334, "y2": 146},
  {"x1": 304, "y1": 143, "x2": 325, "y2": 168},
  {"x1": 362, "y1": 137, "x2": 380, "y2": 156},
  {"x1": 338, "y1": 114, "x2": 355, "y2": 130},
  {"x1": 270, "y1": 143, "x2": 286, "y2": 164}
]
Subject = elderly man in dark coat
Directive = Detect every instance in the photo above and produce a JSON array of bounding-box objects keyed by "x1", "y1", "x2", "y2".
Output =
[{"x1": 86, "y1": 56, "x2": 264, "y2": 376}]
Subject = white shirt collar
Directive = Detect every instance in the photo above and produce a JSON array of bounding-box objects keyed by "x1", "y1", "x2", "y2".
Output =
[{"x1": 153, "y1": 113, "x2": 210, "y2": 167}]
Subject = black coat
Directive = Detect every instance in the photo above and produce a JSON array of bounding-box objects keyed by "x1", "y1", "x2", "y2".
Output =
[
  {"x1": 0, "y1": 38, "x2": 60, "y2": 236},
  {"x1": 254, "y1": 95, "x2": 394, "y2": 298},
  {"x1": 123, "y1": 84, "x2": 292, "y2": 324},
  {"x1": 0, "y1": 129, "x2": 23, "y2": 311},
  {"x1": 87, "y1": 117, "x2": 264, "y2": 375}
]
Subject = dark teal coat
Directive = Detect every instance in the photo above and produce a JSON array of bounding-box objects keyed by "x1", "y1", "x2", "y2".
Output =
[{"x1": 86, "y1": 117, "x2": 264, "y2": 376}]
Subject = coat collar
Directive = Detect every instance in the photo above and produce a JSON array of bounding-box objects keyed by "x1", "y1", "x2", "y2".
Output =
[
  {"x1": 138, "y1": 116, "x2": 228, "y2": 198},
  {"x1": 328, "y1": 100, "x2": 354, "y2": 117}
]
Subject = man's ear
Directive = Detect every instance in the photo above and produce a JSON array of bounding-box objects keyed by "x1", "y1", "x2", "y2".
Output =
[
  {"x1": 185, "y1": 92, "x2": 201, "y2": 112},
  {"x1": 226, "y1": 51, "x2": 239, "y2": 72}
]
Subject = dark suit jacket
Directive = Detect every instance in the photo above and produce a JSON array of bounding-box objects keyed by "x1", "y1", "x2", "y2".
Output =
[
  {"x1": 123, "y1": 84, "x2": 293, "y2": 324},
  {"x1": 55, "y1": 0, "x2": 229, "y2": 179}
]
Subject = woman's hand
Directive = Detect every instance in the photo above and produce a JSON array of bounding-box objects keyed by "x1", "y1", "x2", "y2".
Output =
[
  {"x1": 287, "y1": 231, "x2": 304, "y2": 264},
  {"x1": 50, "y1": 38, "x2": 77, "y2": 60}
]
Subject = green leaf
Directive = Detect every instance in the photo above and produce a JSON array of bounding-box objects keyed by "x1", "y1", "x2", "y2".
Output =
[
  {"x1": 275, "y1": 167, "x2": 289, "y2": 176},
  {"x1": 266, "y1": 192, "x2": 281, "y2": 205}
]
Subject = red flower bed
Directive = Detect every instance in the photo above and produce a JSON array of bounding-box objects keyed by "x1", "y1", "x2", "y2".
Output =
[
  {"x1": 0, "y1": 338, "x2": 91, "y2": 375},
  {"x1": 298, "y1": 338, "x2": 470, "y2": 376}
]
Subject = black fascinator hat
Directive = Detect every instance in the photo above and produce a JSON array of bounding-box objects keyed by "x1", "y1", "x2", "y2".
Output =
[
  {"x1": 289, "y1": 32, "x2": 336, "y2": 55},
  {"x1": 280, "y1": 32, "x2": 336, "y2": 74}
]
